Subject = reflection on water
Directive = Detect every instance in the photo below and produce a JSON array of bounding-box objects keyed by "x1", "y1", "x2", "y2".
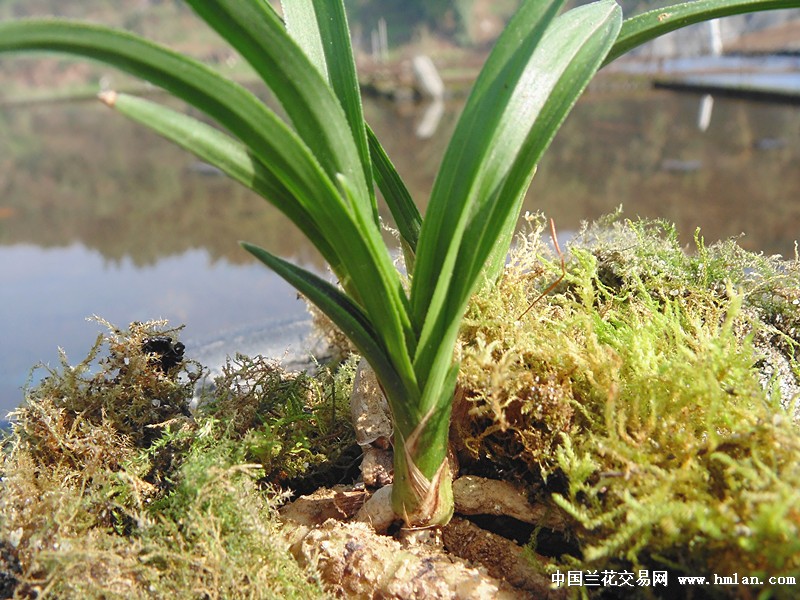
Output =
[
  {"x1": 0, "y1": 244, "x2": 307, "y2": 413},
  {"x1": 368, "y1": 87, "x2": 800, "y2": 256},
  {"x1": 533, "y1": 89, "x2": 800, "y2": 254},
  {"x1": 1, "y1": 85, "x2": 799, "y2": 412},
  {"x1": 0, "y1": 98, "x2": 324, "y2": 267}
]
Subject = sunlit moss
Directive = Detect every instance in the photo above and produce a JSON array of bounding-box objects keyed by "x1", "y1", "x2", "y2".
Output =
[
  {"x1": 20, "y1": 318, "x2": 200, "y2": 448},
  {"x1": 0, "y1": 320, "x2": 344, "y2": 599},
  {"x1": 457, "y1": 214, "x2": 800, "y2": 595},
  {"x1": 4, "y1": 214, "x2": 800, "y2": 597},
  {"x1": 197, "y1": 353, "x2": 358, "y2": 489}
]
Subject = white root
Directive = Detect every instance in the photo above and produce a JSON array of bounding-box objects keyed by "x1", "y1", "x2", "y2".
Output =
[
  {"x1": 355, "y1": 484, "x2": 396, "y2": 533},
  {"x1": 453, "y1": 475, "x2": 567, "y2": 530},
  {"x1": 350, "y1": 359, "x2": 395, "y2": 487}
]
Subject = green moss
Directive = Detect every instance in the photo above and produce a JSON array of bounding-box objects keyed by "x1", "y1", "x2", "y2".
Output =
[
  {"x1": 4, "y1": 214, "x2": 800, "y2": 597},
  {"x1": 0, "y1": 320, "x2": 343, "y2": 598},
  {"x1": 3, "y1": 437, "x2": 330, "y2": 599},
  {"x1": 20, "y1": 318, "x2": 200, "y2": 448},
  {"x1": 457, "y1": 214, "x2": 800, "y2": 596},
  {"x1": 197, "y1": 353, "x2": 358, "y2": 489}
]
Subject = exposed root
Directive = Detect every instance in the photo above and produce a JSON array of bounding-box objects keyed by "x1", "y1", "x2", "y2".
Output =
[
  {"x1": 453, "y1": 476, "x2": 566, "y2": 531},
  {"x1": 442, "y1": 517, "x2": 564, "y2": 598},
  {"x1": 350, "y1": 358, "x2": 394, "y2": 487},
  {"x1": 280, "y1": 480, "x2": 569, "y2": 597},
  {"x1": 355, "y1": 485, "x2": 396, "y2": 533},
  {"x1": 280, "y1": 486, "x2": 368, "y2": 531}
]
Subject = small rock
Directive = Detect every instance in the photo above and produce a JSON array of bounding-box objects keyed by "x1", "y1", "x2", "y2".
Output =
[{"x1": 350, "y1": 359, "x2": 395, "y2": 486}]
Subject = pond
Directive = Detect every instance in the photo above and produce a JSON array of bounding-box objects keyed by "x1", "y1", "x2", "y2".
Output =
[{"x1": 2, "y1": 83, "x2": 800, "y2": 415}]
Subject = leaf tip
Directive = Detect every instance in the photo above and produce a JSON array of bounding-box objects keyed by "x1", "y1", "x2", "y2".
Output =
[{"x1": 97, "y1": 90, "x2": 118, "y2": 107}]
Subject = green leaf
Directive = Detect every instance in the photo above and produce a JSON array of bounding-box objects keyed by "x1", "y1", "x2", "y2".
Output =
[
  {"x1": 280, "y1": 1, "x2": 328, "y2": 77},
  {"x1": 333, "y1": 173, "x2": 418, "y2": 388},
  {"x1": 411, "y1": 0, "x2": 622, "y2": 399},
  {"x1": 179, "y1": 4, "x2": 415, "y2": 359},
  {"x1": 367, "y1": 126, "x2": 422, "y2": 255},
  {"x1": 184, "y1": 3, "x2": 416, "y2": 387},
  {"x1": 605, "y1": 0, "x2": 800, "y2": 65},
  {"x1": 410, "y1": 0, "x2": 564, "y2": 339},
  {"x1": 456, "y1": 2, "x2": 622, "y2": 307},
  {"x1": 0, "y1": 19, "x2": 354, "y2": 270},
  {"x1": 0, "y1": 20, "x2": 405, "y2": 343},
  {"x1": 184, "y1": 0, "x2": 373, "y2": 222},
  {"x1": 241, "y1": 242, "x2": 416, "y2": 434},
  {"x1": 282, "y1": 1, "x2": 422, "y2": 259},
  {"x1": 281, "y1": 0, "x2": 376, "y2": 221}
]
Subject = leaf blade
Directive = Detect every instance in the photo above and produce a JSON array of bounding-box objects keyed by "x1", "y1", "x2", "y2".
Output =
[
  {"x1": 185, "y1": 0, "x2": 373, "y2": 221},
  {"x1": 99, "y1": 91, "x2": 344, "y2": 275},
  {"x1": 0, "y1": 19, "x2": 351, "y2": 249},
  {"x1": 412, "y1": 0, "x2": 622, "y2": 398},
  {"x1": 367, "y1": 126, "x2": 422, "y2": 254},
  {"x1": 282, "y1": 0, "x2": 376, "y2": 219},
  {"x1": 242, "y1": 242, "x2": 416, "y2": 433},
  {"x1": 410, "y1": 0, "x2": 565, "y2": 335},
  {"x1": 0, "y1": 20, "x2": 397, "y2": 301},
  {"x1": 605, "y1": 0, "x2": 800, "y2": 65}
]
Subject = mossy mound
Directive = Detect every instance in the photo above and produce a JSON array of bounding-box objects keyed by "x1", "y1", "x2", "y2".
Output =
[
  {"x1": 0, "y1": 320, "x2": 358, "y2": 599},
  {"x1": 197, "y1": 353, "x2": 359, "y2": 493},
  {"x1": 455, "y1": 214, "x2": 800, "y2": 596}
]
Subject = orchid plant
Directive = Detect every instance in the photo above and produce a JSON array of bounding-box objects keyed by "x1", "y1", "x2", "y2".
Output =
[{"x1": 1, "y1": 0, "x2": 796, "y2": 527}]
